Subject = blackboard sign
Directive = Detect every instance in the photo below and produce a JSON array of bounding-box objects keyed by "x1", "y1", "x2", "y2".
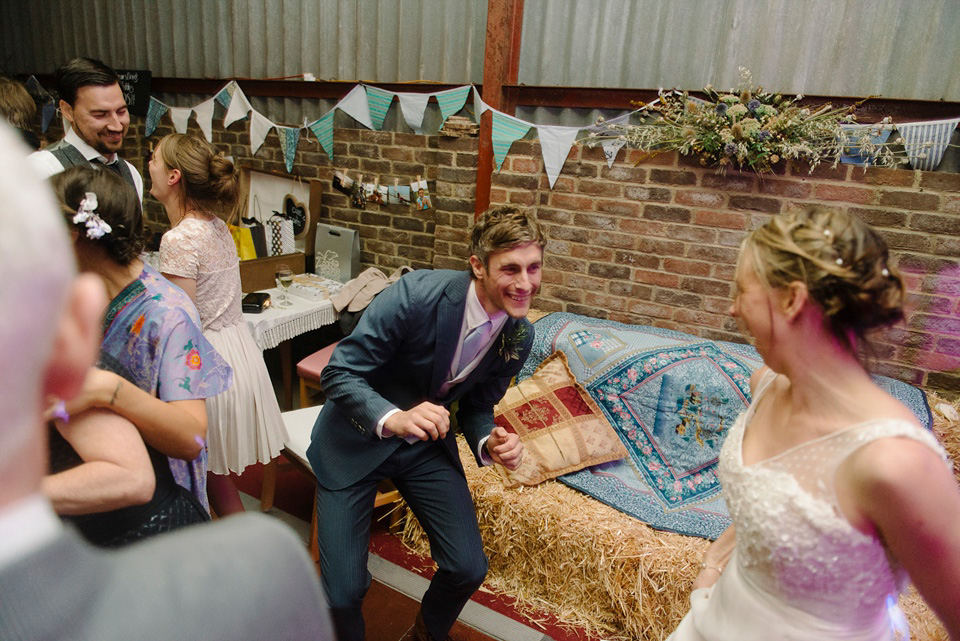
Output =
[{"x1": 115, "y1": 70, "x2": 152, "y2": 116}]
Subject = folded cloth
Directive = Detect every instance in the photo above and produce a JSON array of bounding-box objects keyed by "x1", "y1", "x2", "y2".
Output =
[{"x1": 331, "y1": 266, "x2": 413, "y2": 313}]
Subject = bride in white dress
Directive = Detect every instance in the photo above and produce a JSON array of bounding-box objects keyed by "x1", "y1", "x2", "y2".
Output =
[{"x1": 668, "y1": 206, "x2": 960, "y2": 641}]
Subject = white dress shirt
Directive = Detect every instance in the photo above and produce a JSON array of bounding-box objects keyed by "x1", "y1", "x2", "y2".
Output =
[{"x1": 27, "y1": 126, "x2": 144, "y2": 204}]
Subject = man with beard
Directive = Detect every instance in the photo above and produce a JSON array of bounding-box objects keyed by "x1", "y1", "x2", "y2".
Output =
[{"x1": 29, "y1": 58, "x2": 142, "y2": 204}]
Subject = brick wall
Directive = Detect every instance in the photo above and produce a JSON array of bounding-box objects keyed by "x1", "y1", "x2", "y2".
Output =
[{"x1": 40, "y1": 113, "x2": 960, "y2": 394}]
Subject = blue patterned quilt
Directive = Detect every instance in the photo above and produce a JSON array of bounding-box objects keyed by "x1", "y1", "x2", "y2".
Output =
[{"x1": 520, "y1": 313, "x2": 933, "y2": 540}]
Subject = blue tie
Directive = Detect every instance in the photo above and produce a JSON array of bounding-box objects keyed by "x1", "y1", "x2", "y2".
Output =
[{"x1": 457, "y1": 321, "x2": 490, "y2": 375}]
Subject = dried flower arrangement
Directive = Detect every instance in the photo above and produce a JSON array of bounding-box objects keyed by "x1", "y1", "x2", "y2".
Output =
[{"x1": 593, "y1": 67, "x2": 906, "y2": 174}]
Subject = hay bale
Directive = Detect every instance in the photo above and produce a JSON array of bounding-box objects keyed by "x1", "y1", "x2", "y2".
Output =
[{"x1": 400, "y1": 395, "x2": 960, "y2": 641}]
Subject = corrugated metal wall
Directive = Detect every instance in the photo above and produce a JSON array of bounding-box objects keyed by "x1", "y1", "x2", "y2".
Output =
[
  {"x1": 2, "y1": 0, "x2": 957, "y2": 127},
  {"x1": 517, "y1": 0, "x2": 960, "y2": 125}
]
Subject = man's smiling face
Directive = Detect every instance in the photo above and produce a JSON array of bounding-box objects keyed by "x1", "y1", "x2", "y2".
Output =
[{"x1": 470, "y1": 242, "x2": 543, "y2": 319}]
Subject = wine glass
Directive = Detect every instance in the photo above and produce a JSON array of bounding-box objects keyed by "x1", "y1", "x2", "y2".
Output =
[{"x1": 275, "y1": 264, "x2": 294, "y2": 308}]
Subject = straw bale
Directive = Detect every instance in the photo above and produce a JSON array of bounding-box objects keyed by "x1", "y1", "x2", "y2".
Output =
[{"x1": 400, "y1": 395, "x2": 960, "y2": 641}]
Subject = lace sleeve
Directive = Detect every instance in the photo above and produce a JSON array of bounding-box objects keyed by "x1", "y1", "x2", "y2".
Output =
[{"x1": 159, "y1": 226, "x2": 200, "y2": 279}]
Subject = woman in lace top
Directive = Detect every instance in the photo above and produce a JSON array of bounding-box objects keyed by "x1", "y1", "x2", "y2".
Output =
[
  {"x1": 668, "y1": 207, "x2": 960, "y2": 640},
  {"x1": 152, "y1": 133, "x2": 288, "y2": 517}
]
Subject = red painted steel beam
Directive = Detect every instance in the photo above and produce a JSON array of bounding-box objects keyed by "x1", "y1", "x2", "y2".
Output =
[{"x1": 476, "y1": 0, "x2": 525, "y2": 219}]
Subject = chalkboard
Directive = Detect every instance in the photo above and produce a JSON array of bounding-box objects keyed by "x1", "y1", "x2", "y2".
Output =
[{"x1": 116, "y1": 70, "x2": 152, "y2": 116}]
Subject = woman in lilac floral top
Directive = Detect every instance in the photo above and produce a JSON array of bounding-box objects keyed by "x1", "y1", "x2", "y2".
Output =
[{"x1": 52, "y1": 166, "x2": 232, "y2": 519}]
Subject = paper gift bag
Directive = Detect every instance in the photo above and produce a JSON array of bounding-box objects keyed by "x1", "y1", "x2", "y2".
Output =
[
  {"x1": 228, "y1": 224, "x2": 258, "y2": 261},
  {"x1": 314, "y1": 223, "x2": 360, "y2": 283},
  {"x1": 240, "y1": 216, "x2": 269, "y2": 258},
  {"x1": 267, "y1": 215, "x2": 295, "y2": 256}
]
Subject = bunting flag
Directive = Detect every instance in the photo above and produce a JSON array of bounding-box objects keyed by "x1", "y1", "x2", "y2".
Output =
[
  {"x1": 364, "y1": 85, "x2": 394, "y2": 131},
  {"x1": 536, "y1": 125, "x2": 582, "y2": 188},
  {"x1": 25, "y1": 76, "x2": 56, "y2": 133},
  {"x1": 41, "y1": 102, "x2": 56, "y2": 133},
  {"x1": 839, "y1": 123, "x2": 894, "y2": 166},
  {"x1": 308, "y1": 110, "x2": 336, "y2": 160},
  {"x1": 398, "y1": 92, "x2": 431, "y2": 134},
  {"x1": 192, "y1": 97, "x2": 216, "y2": 143},
  {"x1": 214, "y1": 81, "x2": 237, "y2": 110},
  {"x1": 277, "y1": 126, "x2": 301, "y2": 172},
  {"x1": 250, "y1": 110, "x2": 274, "y2": 154},
  {"x1": 896, "y1": 117, "x2": 960, "y2": 171},
  {"x1": 601, "y1": 138, "x2": 627, "y2": 167},
  {"x1": 337, "y1": 85, "x2": 374, "y2": 129},
  {"x1": 491, "y1": 111, "x2": 532, "y2": 171},
  {"x1": 169, "y1": 106, "x2": 192, "y2": 134},
  {"x1": 472, "y1": 87, "x2": 489, "y2": 124},
  {"x1": 144, "y1": 97, "x2": 169, "y2": 136},
  {"x1": 436, "y1": 85, "x2": 471, "y2": 126},
  {"x1": 224, "y1": 85, "x2": 252, "y2": 127}
]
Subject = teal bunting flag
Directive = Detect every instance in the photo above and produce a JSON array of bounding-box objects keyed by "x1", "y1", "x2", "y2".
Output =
[
  {"x1": 214, "y1": 82, "x2": 235, "y2": 110},
  {"x1": 436, "y1": 86, "x2": 471, "y2": 126},
  {"x1": 364, "y1": 85, "x2": 394, "y2": 131},
  {"x1": 277, "y1": 126, "x2": 301, "y2": 173},
  {"x1": 145, "y1": 97, "x2": 169, "y2": 137},
  {"x1": 308, "y1": 110, "x2": 335, "y2": 160},
  {"x1": 491, "y1": 111, "x2": 532, "y2": 171}
]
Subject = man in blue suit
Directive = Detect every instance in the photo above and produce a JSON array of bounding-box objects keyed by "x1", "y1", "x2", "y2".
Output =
[{"x1": 306, "y1": 206, "x2": 547, "y2": 641}]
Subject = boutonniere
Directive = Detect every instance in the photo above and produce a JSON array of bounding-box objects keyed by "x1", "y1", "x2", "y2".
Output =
[{"x1": 498, "y1": 324, "x2": 529, "y2": 362}]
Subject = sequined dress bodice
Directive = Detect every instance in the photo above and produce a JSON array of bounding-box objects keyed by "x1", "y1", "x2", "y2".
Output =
[{"x1": 717, "y1": 373, "x2": 948, "y2": 629}]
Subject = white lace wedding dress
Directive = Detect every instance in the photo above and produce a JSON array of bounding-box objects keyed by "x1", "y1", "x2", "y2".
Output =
[
  {"x1": 160, "y1": 217, "x2": 288, "y2": 475},
  {"x1": 668, "y1": 371, "x2": 948, "y2": 641}
]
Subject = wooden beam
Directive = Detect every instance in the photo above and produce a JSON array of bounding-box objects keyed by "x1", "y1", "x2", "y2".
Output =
[{"x1": 476, "y1": 0, "x2": 525, "y2": 218}]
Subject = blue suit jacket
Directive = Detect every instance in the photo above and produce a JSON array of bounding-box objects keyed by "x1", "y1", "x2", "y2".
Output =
[{"x1": 306, "y1": 269, "x2": 533, "y2": 491}]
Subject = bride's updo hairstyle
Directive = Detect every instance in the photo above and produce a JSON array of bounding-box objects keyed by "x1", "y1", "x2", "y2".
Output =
[
  {"x1": 156, "y1": 133, "x2": 240, "y2": 215},
  {"x1": 741, "y1": 206, "x2": 905, "y2": 349},
  {"x1": 52, "y1": 165, "x2": 144, "y2": 265}
]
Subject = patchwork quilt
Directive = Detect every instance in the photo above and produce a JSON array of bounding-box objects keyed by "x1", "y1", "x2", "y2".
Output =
[{"x1": 519, "y1": 313, "x2": 933, "y2": 539}]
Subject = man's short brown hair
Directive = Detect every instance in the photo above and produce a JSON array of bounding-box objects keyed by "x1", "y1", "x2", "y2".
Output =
[{"x1": 468, "y1": 206, "x2": 546, "y2": 268}]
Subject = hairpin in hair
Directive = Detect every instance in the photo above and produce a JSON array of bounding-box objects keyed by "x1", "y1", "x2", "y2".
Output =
[
  {"x1": 72, "y1": 192, "x2": 112, "y2": 239},
  {"x1": 823, "y1": 228, "x2": 833, "y2": 238},
  {"x1": 881, "y1": 268, "x2": 890, "y2": 277},
  {"x1": 835, "y1": 257, "x2": 843, "y2": 266}
]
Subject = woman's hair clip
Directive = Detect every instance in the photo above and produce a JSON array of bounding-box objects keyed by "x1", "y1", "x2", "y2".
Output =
[
  {"x1": 881, "y1": 267, "x2": 890, "y2": 277},
  {"x1": 822, "y1": 228, "x2": 833, "y2": 238},
  {"x1": 72, "y1": 192, "x2": 112, "y2": 239},
  {"x1": 835, "y1": 257, "x2": 843, "y2": 266}
]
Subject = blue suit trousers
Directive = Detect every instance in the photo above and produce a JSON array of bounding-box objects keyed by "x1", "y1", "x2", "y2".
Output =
[{"x1": 316, "y1": 436, "x2": 488, "y2": 641}]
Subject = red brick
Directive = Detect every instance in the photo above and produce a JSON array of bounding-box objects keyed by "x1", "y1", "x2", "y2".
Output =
[
  {"x1": 664, "y1": 258, "x2": 713, "y2": 276},
  {"x1": 592, "y1": 230, "x2": 637, "y2": 250},
  {"x1": 580, "y1": 179, "x2": 624, "y2": 197},
  {"x1": 662, "y1": 223, "x2": 718, "y2": 244},
  {"x1": 543, "y1": 285, "x2": 585, "y2": 303},
  {"x1": 632, "y1": 269, "x2": 680, "y2": 288},
  {"x1": 702, "y1": 173, "x2": 756, "y2": 192},
  {"x1": 609, "y1": 281, "x2": 654, "y2": 299},
  {"x1": 508, "y1": 190, "x2": 536, "y2": 205},
  {"x1": 675, "y1": 189, "x2": 725, "y2": 208},
  {"x1": 654, "y1": 289, "x2": 703, "y2": 307},
  {"x1": 573, "y1": 245, "x2": 615, "y2": 261},
  {"x1": 589, "y1": 262, "x2": 632, "y2": 280},
  {"x1": 600, "y1": 165, "x2": 648, "y2": 183},
  {"x1": 550, "y1": 193, "x2": 596, "y2": 211},
  {"x1": 566, "y1": 274, "x2": 608, "y2": 291},
  {"x1": 848, "y1": 165, "x2": 915, "y2": 188},
  {"x1": 584, "y1": 292, "x2": 629, "y2": 312},
  {"x1": 673, "y1": 308, "x2": 727, "y2": 329},
  {"x1": 942, "y1": 195, "x2": 960, "y2": 214},
  {"x1": 510, "y1": 157, "x2": 541, "y2": 173},
  {"x1": 934, "y1": 237, "x2": 960, "y2": 257},
  {"x1": 813, "y1": 184, "x2": 875, "y2": 204},
  {"x1": 877, "y1": 190, "x2": 940, "y2": 211},
  {"x1": 757, "y1": 179, "x2": 812, "y2": 199},
  {"x1": 624, "y1": 185, "x2": 672, "y2": 202},
  {"x1": 908, "y1": 212, "x2": 960, "y2": 235},
  {"x1": 643, "y1": 204, "x2": 692, "y2": 223},
  {"x1": 919, "y1": 171, "x2": 960, "y2": 193},
  {"x1": 693, "y1": 210, "x2": 747, "y2": 229},
  {"x1": 614, "y1": 249, "x2": 661, "y2": 269},
  {"x1": 681, "y1": 277, "x2": 732, "y2": 297},
  {"x1": 793, "y1": 161, "x2": 849, "y2": 181},
  {"x1": 546, "y1": 176, "x2": 576, "y2": 192},
  {"x1": 596, "y1": 199, "x2": 643, "y2": 216},
  {"x1": 728, "y1": 195, "x2": 782, "y2": 213},
  {"x1": 649, "y1": 169, "x2": 698, "y2": 185},
  {"x1": 489, "y1": 188, "x2": 508, "y2": 203},
  {"x1": 848, "y1": 207, "x2": 908, "y2": 228},
  {"x1": 626, "y1": 299, "x2": 675, "y2": 318}
]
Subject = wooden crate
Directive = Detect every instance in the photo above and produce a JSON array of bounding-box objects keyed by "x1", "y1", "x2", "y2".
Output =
[{"x1": 238, "y1": 252, "x2": 305, "y2": 293}]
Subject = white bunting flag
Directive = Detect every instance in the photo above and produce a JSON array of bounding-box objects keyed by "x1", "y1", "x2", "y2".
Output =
[
  {"x1": 601, "y1": 138, "x2": 626, "y2": 167},
  {"x1": 169, "y1": 107, "x2": 192, "y2": 134},
  {"x1": 250, "y1": 110, "x2": 275, "y2": 155},
  {"x1": 398, "y1": 92, "x2": 431, "y2": 134},
  {"x1": 896, "y1": 117, "x2": 960, "y2": 171},
  {"x1": 472, "y1": 87, "x2": 489, "y2": 124},
  {"x1": 192, "y1": 98, "x2": 216, "y2": 143},
  {"x1": 224, "y1": 85, "x2": 253, "y2": 127},
  {"x1": 337, "y1": 85, "x2": 374, "y2": 130},
  {"x1": 536, "y1": 125, "x2": 582, "y2": 188}
]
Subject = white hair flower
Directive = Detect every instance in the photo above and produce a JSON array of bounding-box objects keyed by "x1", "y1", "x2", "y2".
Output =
[{"x1": 72, "y1": 192, "x2": 112, "y2": 240}]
